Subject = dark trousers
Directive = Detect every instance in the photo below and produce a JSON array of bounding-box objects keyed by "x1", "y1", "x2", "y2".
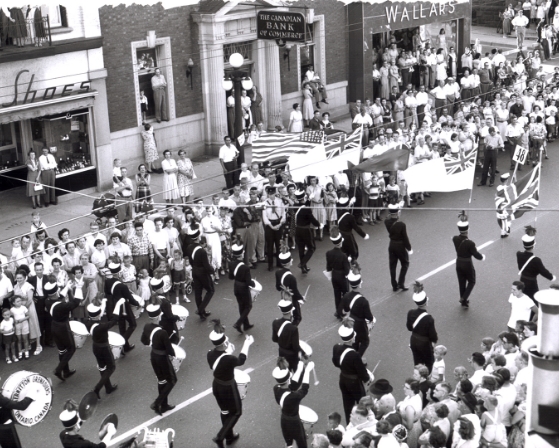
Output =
[
  {"x1": 52, "y1": 321, "x2": 76, "y2": 375},
  {"x1": 264, "y1": 226, "x2": 282, "y2": 269},
  {"x1": 234, "y1": 286, "x2": 252, "y2": 329},
  {"x1": 193, "y1": 271, "x2": 214, "y2": 314},
  {"x1": 481, "y1": 149, "x2": 498, "y2": 185},
  {"x1": 41, "y1": 169, "x2": 56, "y2": 204},
  {"x1": 151, "y1": 354, "x2": 177, "y2": 408},
  {"x1": 388, "y1": 242, "x2": 409, "y2": 289},
  {"x1": 281, "y1": 415, "x2": 307, "y2": 448},
  {"x1": 410, "y1": 334, "x2": 434, "y2": 372},
  {"x1": 118, "y1": 314, "x2": 137, "y2": 350},
  {"x1": 352, "y1": 321, "x2": 370, "y2": 357},
  {"x1": 456, "y1": 259, "x2": 476, "y2": 302},
  {"x1": 0, "y1": 424, "x2": 22, "y2": 448},
  {"x1": 213, "y1": 380, "x2": 242, "y2": 442},
  {"x1": 292, "y1": 299, "x2": 302, "y2": 327},
  {"x1": 417, "y1": 104, "x2": 425, "y2": 126},
  {"x1": 332, "y1": 272, "x2": 349, "y2": 314},
  {"x1": 339, "y1": 375, "x2": 366, "y2": 425},
  {"x1": 295, "y1": 227, "x2": 315, "y2": 267},
  {"x1": 35, "y1": 296, "x2": 53, "y2": 345},
  {"x1": 93, "y1": 344, "x2": 116, "y2": 393},
  {"x1": 223, "y1": 161, "x2": 236, "y2": 191},
  {"x1": 520, "y1": 276, "x2": 539, "y2": 301}
]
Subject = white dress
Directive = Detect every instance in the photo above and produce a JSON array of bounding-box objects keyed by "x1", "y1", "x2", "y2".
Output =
[
  {"x1": 162, "y1": 158, "x2": 180, "y2": 200},
  {"x1": 289, "y1": 110, "x2": 304, "y2": 133}
]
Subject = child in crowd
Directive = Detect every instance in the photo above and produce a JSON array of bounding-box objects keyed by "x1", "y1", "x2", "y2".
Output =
[
  {"x1": 112, "y1": 159, "x2": 123, "y2": 186},
  {"x1": 0, "y1": 308, "x2": 17, "y2": 364},
  {"x1": 367, "y1": 176, "x2": 383, "y2": 224},
  {"x1": 137, "y1": 269, "x2": 152, "y2": 303},
  {"x1": 10, "y1": 296, "x2": 30, "y2": 359},
  {"x1": 169, "y1": 249, "x2": 188, "y2": 304},
  {"x1": 120, "y1": 255, "x2": 137, "y2": 294},
  {"x1": 385, "y1": 175, "x2": 400, "y2": 204},
  {"x1": 327, "y1": 411, "x2": 345, "y2": 434},
  {"x1": 430, "y1": 345, "x2": 447, "y2": 383},
  {"x1": 153, "y1": 265, "x2": 172, "y2": 301},
  {"x1": 30, "y1": 211, "x2": 48, "y2": 242},
  {"x1": 140, "y1": 90, "x2": 148, "y2": 122},
  {"x1": 399, "y1": 177, "x2": 411, "y2": 208},
  {"x1": 9, "y1": 239, "x2": 24, "y2": 273},
  {"x1": 480, "y1": 395, "x2": 507, "y2": 448},
  {"x1": 239, "y1": 163, "x2": 251, "y2": 182}
]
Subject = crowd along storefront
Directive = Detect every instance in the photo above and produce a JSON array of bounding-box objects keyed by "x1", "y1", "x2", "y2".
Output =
[{"x1": 347, "y1": 0, "x2": 472, "y2": 102}]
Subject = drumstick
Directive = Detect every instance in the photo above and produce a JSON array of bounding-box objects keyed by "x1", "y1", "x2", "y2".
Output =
[
  {"x1": 303, "y1": 285, "x2": 310, "y2": 302},
  {"x1": 371, "y1": 359, "x2": 381, "y2": 375},
  {"x1": 177, "y1": 336, "x2": 184, "y2": 347},
  {"x1": 312, "y1": 366, "x2": 319, "y2": 386}
]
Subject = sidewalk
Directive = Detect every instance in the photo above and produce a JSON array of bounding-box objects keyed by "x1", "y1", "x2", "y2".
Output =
[
  {"x1": 0, "y1": 114, "x2": 354, "y2": 250},
  {"x1": 471, "y1": 24, "x2": 538, "y2": 55}
]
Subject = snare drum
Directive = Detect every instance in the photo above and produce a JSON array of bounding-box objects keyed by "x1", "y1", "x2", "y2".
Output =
[
  {"x1": 299, "y1": 341, "x2": 313, "y2": 359},
  {"x1": 2, "y1": 371, "x2": 53, "y2": 426},
  {"x1": 234, "y1": 369, "x2": 251, "y2": 400},
  {"x1": 70, "y1": 321, "x2": 89, "y2": 349},
  {"x1": 299, "y1": 405, "x2": 318, "y2": 438},
  {"x1": 170, "y1": 344, "x2": 186, "y2": 372},
  {"x1": 108, "y1": 331, "x2": 125, "y2": 360},
  {"x1": 171, "y1": 305, "x2": 189, "y2": 331},
  {"x1": 131, "y1": 294, "x2": 145, "y2": 319},
  {"x1": 249, "y1": 280, "x2": 262, "y2": 301}
]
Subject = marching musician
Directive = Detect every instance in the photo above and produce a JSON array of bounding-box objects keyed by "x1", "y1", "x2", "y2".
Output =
[
  {"x1": 453, "y1": 212, "x2": 485, "y2": 308},
  {"x1": 59, "y1": 400, "x2": 117, "y2": 448},
  {"x1": 104, "y1": 263, "x2": 140, "y2": 353},
  {"x1": 384, "y1": 203, "x2": 412, "y2": 292},
  {"x1": 276, "y1": 250, "x2": 305, "y2": 326},
  {"x1": 228, "y1": 239, "x2": 255, "y2": 334},
  {"x1": 207, "y1": 320, "x2": 254, "y2": 448},
  {"x1": 149, "y1": 282, "x2": 180, "y2": 343},
  {"x1": 336, "y1": 196, "x2": 369, "y2": 261},
  {"x1": 263, "y1": 186, "x2": 286, "y2": 271},
  {"x1": 294, "y1": 189, "x2": 322, "y2": 274},
  {"x1": 333, "y1": 318, "x2": 372, "y2": 425},
  {"x1": 326, "y1": 228, "x2": 351, "y2": 320},
  {"x1": 45, "y1": 281, "x2": 80, "y2": 382},
  {"x1": 272, "y1": 299, "x2": 301, "y2": 373},
  {"x1": 406, "y1": 282, "x2": 438, "y2": 373},
  {"x1": 140, "y1": 303, "x2": 177, "y2": 416},
  {"x1": 273, "y1": 357, "x2": 315, "y2": 448},
  {"x1": 85, "y1": 299, "x2": 118, "y2": 399},
  {"x1": 0, "y1": 386, "x2": 33, "y2": 448},
  {"x1": 338, "y1": 272, "x2": 375, "y2": 362},
  {"x1": 185, "y1": 225, "x2": 214, "y2": 321},
  {"x1": 517, "y1": 226, "x2": 556, "y2": 302},
  {"x1": 495, "y1": 173, "x2": 511, "y2": 238}
]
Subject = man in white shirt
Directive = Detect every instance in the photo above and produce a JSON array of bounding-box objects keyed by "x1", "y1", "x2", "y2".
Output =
[
  {"x1": 85, "y1": 222, "x2": 107, "y2": 254},
  {"x1": 468, "y1": 352, "x2": 487, "y2": 388},
  {"x1": 513, "y1": 351, "x2": 531, "y2": 389},
  {"x1": 248, "y1": 163, "x2": 265, "y2": 193},
  {"x1": 521, "y1": 89, "x2": 535, "y2": 114},
  {"x1": 38, "y1": 147, "x2": 58, "y2": 206},
  {"x1": 219, "y1": 136, "x2": 239, "y2": 191},
  {"x1": 219, "y1": 187, "x2": 238, "y2": 210},
  {"x1": 341, "y1": 405, "x2": 377, "y2": 447},
  {"x1": 492, "y1": 49, "x2": 506, "y2": 75},
  {"x1": 426, "y1": 48, "x2": 437, "y2": 89},
  {"x1": 363, "y1": 135, "x2": 388, "y2": 159},
  {"x1": 149, "y1": 217, "x2": 171, "y2": 263},
  {"x1": 443, "y1": 78, "x2": 460, "y2": 114},
  {"x1": 512, "y1": 9, "x2": 530, "y2": 49},
  {"x1": 431, "y1": 81, "x2": 447, "y2": 119},
  {"x1": 502, "y1": 333, "x2": 520, "y2": 371},
  {"x1": 413, "y1": 137, "x2": 432, "y2": 163},
  {"x1": 506, "y1": 115, "x2": 524, "y2": 169},
  {"x1": 507, "y1": 281, "x2": 538, "y2": 331},
  {"x1": 416, "y1": 85, "x2": 429, "y2": 126},
  {"x1": 304, "y1": 65, "x2": 329, "y2": 107},
  {"x1": 353, "y1": 108, "x2": 373, "y2": 146},
  {"x1": 333, "y1": 171, "x2": 350, "y2": 192}
]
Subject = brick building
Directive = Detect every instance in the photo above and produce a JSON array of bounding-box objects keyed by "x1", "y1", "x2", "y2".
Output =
[{"x1": 98, "y1": 0, "x2": 350, "y2": 169}]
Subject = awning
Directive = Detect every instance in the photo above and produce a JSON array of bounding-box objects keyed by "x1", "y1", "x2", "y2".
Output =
[{"x1": 0, "y1": 91, "x2": 98, "y2": 124}]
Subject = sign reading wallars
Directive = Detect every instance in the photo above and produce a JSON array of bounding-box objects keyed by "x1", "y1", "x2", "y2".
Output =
[{"x1": 257, "y1": 10, "x2": 306, "y2": 42}]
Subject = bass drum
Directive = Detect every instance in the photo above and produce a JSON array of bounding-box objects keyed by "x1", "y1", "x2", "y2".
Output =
[{"x1": 2, "y1": 371, "x2": 53, "y2": 426}]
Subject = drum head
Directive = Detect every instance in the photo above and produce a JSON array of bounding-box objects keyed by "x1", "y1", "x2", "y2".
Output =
[
  {"x1": 234, "y1": 369, "x2": 251, "y2": 384},
  {"x1": 171, "y1": 305, "x2": 189, "y2": 317},
  {"x1": 251, "y1": 280, "x2": 262, "y2": 291},
  {"x1": 299, "y1": 341, "x2": 312, "y2": 356},
  {"x1": 70, "y1": 321, "x2": 89, "y2": 336},
  {"x1": 108, "y1": 331, "x2": 125, "y2": 345},
  {"x1": 132, "y1": 294, "x2": 145, "y2": 307},
  {"x1": 2, "y1": 371, "x2": 53, "y2": 427},
  {"x1": 171, "y1": 344, "x2": 186, "y2": 358},
  {"x1": 299, "y1": 405, "x2": 318, "y2": 424},
  {"x1": 79, "y1": 391, "x2": 98, "y2": 421},
  {"x1": 99, "y1": 413, "x2": 118, "y2": 440}
]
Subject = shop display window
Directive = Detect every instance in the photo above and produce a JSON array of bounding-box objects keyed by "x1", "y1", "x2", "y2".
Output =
[
  {"x1": 0, "y1": 122, "x2": 23, "y2": 170},
  {"x1": 29, "y1": 109, "x2": 93, "y2": 175},
  {"x1": 423, "y1": 20, "x2": 458, "y2": 54}
]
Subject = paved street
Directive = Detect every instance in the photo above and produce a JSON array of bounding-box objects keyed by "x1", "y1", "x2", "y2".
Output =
[{"x1": 3, "y1": 140, "x2": 557, "y2": 447}]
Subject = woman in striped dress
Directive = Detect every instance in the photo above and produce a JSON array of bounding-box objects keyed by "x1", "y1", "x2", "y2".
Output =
[{"x1": 135, "y1": 164, "x2": 151, "y2": 213}]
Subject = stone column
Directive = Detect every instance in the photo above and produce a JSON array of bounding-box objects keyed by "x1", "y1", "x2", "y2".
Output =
[
  {"x1": 201, "y1": 42, "x2": 227, "y2": 155},
  {"x1": 264, "y1": 41, "x2": 282, "y2": 131}
]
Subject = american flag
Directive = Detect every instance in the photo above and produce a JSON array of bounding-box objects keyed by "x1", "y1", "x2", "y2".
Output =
[
  {"x1": 444, "y1": 147, "x2": 478, "y2": 175},
  {"x1": 251, "y1": 128, "x2": 362, "y2": 164},
  {"x1": 496, "y1": 163, "x2": 541, "y2": 224}
]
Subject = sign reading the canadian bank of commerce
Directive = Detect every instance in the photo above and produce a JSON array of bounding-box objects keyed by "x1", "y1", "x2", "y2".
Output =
[
  {"x1": 368, "y1": 0, "x2": 470, "y2": 31},
  {"x1": 257, "y1": 10, "x2": 306, "y2": 42}
]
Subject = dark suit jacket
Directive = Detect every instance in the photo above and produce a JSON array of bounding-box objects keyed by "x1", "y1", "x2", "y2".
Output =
[{"x1": 309, "y1": 118, "x2": 323, "y2": 130}]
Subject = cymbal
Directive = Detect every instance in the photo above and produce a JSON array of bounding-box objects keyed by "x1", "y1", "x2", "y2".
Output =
[
  {"x1": 78, "y1": 391, "x2": 98, "y2": 421},
  {"x1": 99, "y1": 413, "x2": 118, "y2": 440}
]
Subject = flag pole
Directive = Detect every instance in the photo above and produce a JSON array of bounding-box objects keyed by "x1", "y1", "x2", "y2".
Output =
[
  {"x1": 351, "y1": 124, "x2": 365, "y2": 212},
  {"x1": 535, "y1": 147, "x2": 543, "y2": 224},
  {"x1": 511, "y1": 161, "x2": 519, "y2": 183},
  {"x1": 468, "y1": 145, "x2": 480, "y2": 204}
]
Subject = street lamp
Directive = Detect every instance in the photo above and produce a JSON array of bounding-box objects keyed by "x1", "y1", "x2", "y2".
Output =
[{"x1": 223, "y1": 52, "x2": 253, "y2": 166}]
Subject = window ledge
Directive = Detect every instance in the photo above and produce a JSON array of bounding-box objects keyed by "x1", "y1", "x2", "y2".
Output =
[{"x1": 50, "y1": 26, "x2": 74, "y2": 35}]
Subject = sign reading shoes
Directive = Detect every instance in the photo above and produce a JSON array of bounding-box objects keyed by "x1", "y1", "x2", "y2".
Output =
[{"x1": 257, "y1": 10, "x2": 306, "y2": 41}]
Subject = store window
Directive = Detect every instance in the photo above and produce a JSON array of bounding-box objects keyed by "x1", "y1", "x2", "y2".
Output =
[
  {"x1": 29, "y1": 109, "x2": 93, "y2": 174},
  {"x1": 423, "y1": 20, "x2": 458, "y2": 55},
  {"x1": 0, "y1": 122, "x2": 22, "y2": 170},
  {"x1": 45, "y1": 5, "x2": 68, "y2": 28}
]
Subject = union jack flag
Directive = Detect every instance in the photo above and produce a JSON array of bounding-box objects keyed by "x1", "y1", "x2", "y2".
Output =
[
  {"x1": 495, "y1": 163, "x2": 541, "y2": 225},
  {"x1": 444, "y1": 147, "x2": 478, "y2": 175},
  {"x1": 324, "y1": 128, "x2": 362, "y2": 159}
]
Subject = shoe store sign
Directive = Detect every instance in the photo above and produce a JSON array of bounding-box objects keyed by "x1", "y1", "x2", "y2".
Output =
[
  {"x1": 368, "y1": 0, "x2": 470, "y2": 30},
  {"x1": 257, "y1": 10, "x2": 306, "y2": 42},
  {"x1": 1, "y1": 70, "x2": 91, "y2": 108}
]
